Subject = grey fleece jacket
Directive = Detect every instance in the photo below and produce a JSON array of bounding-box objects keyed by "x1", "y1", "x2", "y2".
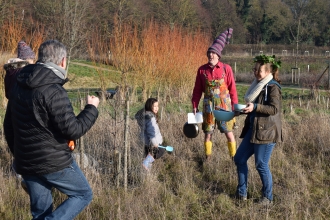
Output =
[{"x1": 135, "y1": 108, "x2": 163, "y2": 147}]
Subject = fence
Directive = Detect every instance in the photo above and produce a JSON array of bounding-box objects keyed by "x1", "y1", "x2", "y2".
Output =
[{"x1": 223, "y1": 44, "x2": 330, "y2": 57}]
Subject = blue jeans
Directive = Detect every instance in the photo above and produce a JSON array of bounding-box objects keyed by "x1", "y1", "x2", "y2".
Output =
[
  {"x1": 22, "y1": 160, "x2": 93, "y2": 220},
  {"x1": 234, "y1": 128, "x2": 275, "y2": 200}
]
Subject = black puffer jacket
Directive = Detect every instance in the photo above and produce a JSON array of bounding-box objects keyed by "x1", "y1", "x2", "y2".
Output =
[{"x1": 3, "y1": 63, "x2": 99, "y2": 175}]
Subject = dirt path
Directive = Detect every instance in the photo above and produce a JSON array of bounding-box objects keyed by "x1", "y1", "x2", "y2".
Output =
[{"x1": 69, "y1": 61, "x2": 121, "y2": 73}]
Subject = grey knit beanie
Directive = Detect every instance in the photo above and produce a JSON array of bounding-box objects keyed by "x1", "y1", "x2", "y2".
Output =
[{"x1": 17, "y1": 41, "x2": 36, "y2": 60}]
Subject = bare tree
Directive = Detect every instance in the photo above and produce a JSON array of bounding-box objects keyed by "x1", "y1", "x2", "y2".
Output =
[
  {"x1": 146, "y1": 0, "x2": 200, "y2": 29},
  {"x1": 0, "y1": 0, "x2": 12, "y2": 25},
  {"x1": 63, "y1": 0, "x2": 92, "y2": 70},
  {"x1": 284, "y1": 0, "x2": 313, "y2": 44},
  {"x1": 31, "y1": 0, "x2": 92, "y2": 67}
]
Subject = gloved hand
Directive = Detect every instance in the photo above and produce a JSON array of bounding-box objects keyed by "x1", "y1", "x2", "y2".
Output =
[
  {"x1": 68, "y1": 140, "x2": 75, "y2": 151},
  {"x1": 234, "y1": 111, "x2": 241, "y2": 116}
]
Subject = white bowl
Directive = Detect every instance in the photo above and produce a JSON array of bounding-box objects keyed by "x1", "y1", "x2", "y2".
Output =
[
  {"x1": 212, "y1": 110, "x2": 235, "y2": 121},
  {"x1": 234, "y1": 104, "x2": 247, "y2": 111},
  {"x1": 187, "y1": 112, "x2": 203, "y2": 124}
]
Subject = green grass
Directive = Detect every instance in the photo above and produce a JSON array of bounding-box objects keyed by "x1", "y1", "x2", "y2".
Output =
[
  {"x1": 68, "y1": 62, "x2": 120, "y2": 78},
  {"x1": 68, "y1": 63, "x2": 99, "y2": 78},
  {"x1": 236, "y1": 84, "x2": 249, "y2": 104},
  {"x1": 64, "y1": 61, "x2": 121, "y2": 89},
  {"x1": 71, "y1": 59, "x2": 118, "y2": 70}
]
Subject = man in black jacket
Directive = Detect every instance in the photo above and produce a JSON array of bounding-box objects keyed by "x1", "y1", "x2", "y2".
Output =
[{"x1": 4, "y1": 40, "x2": 100, "y2": 219}]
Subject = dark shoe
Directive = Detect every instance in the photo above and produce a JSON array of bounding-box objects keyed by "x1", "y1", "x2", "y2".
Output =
[
  {"x1": 235, "y1": 193, "x2": 247, "y2": 201},
  {"x1": 21, "y1": 180, "x2": 29, "y2": 194},
  {"x1": 205, "y1": 155, "x2": 211, "y2": 162},
  {"x1": 257, "y1": 197, "x2": 272, "y2": 206}
]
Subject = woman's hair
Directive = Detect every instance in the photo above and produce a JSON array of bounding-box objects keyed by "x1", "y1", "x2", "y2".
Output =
[
  {"x1": 255, "y1": 62, "x2": 281, "y2": 84},
  {"x1": 145, "y1": 98, "x2": 159, "y2": 121},
  {"x1": 264, "y1": 63, "x2": 281, "y2": 84},
  {"x1": 254, "y1": 55, "x2": 281, "y2": 84}
]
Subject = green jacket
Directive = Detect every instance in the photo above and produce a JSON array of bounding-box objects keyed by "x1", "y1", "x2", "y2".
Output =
[{"x1": 240, "y1": 81, "x2": 283, "y2": 144}]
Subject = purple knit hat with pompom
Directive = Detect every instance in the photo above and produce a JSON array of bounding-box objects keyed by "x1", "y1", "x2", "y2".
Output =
[
  {"x1": 207, "y1": 28, "x2": 233, "y2": 58},
  {"x1": 17, "y1": 41, "x2": 35, "y2": 60}
]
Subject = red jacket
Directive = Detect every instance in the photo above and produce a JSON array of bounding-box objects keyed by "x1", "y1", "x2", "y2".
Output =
[{"x1": 192, "y1": 61, "x2": 238, "y2": 110}]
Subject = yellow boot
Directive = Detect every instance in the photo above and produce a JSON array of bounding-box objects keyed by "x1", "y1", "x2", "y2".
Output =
[
  {"x1": 205, "y1": 141, "x2": 212, "y2": 160},
  {"x1": 227, "y1": 142, "x2": 237, "y2": 159}
]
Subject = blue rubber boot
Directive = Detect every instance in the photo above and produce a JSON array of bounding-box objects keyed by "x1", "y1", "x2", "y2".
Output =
[{"x1": 142, "y1": 154, "x2": 155, "y2": 171}]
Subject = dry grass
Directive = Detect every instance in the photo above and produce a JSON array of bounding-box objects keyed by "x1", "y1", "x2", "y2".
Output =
[
  {"x1": 1, "y1": 94, "x2": 330, "y2": 219},
  {"x1": 1, "y1": 46, "x2": 330, "y2": 218}
]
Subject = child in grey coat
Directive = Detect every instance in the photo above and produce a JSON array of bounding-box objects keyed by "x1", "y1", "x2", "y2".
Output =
[{"x1": 135, "y1": 98, "x2": 165, "y2": 171}]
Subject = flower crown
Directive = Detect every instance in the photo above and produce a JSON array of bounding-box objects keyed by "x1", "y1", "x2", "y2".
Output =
[{"x1": 254, "y1": 55, "x2": 281, "y2": 70}]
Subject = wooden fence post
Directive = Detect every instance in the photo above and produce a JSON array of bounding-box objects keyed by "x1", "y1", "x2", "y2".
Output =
[
  {"x1": 123, "y1": 98, "x2": 129, "y2": 191},
  {"x1": 0, "y1": 116, "x2": 3, "y2": 144},
  {"x1": 79, "y1": 98, "x2": 85, "y2": 168},
  {"x1": 116, "y1": 152, "x2": 121, "y2": 188}
]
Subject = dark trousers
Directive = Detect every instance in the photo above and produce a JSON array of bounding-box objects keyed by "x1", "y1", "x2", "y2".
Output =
[{"x1": 144, "y1": 145, "x2": 165, "y2": 159}]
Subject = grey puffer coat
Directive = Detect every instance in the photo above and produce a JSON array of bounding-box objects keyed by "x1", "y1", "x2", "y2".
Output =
[
  {"x1": 3, "y1": 63, "x2": 98, "y2": 175},
  {"x1": 135, "y1": 108, "x2": 163, "y2": 147},
  {"x1": 240, "y1": 80, "x2": 283, "y2": 144}
]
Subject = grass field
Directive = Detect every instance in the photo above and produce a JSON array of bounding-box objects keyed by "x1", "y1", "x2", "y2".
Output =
[{"x1": 1, "y1": 58, "x2": 330, "y2": 219}]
